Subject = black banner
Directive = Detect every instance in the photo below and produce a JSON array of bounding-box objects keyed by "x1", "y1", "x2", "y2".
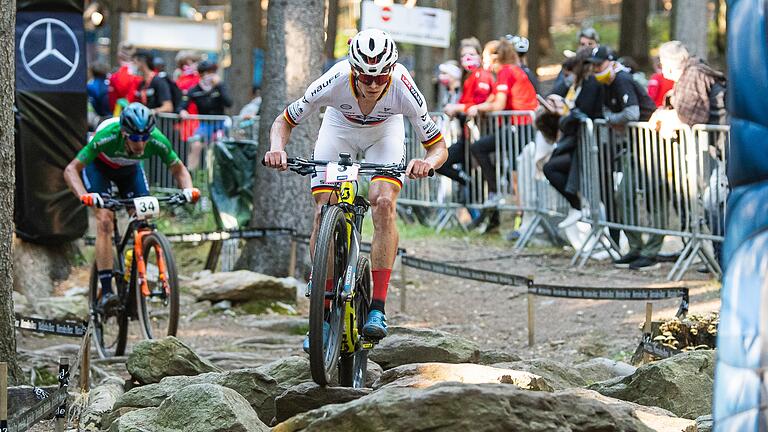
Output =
[
  {"x1": 14, "y1": 315, "x2": 88, "y2": 337},
  {"x1": 14, "y1": 0, "x2": 88, "y2": 244}
]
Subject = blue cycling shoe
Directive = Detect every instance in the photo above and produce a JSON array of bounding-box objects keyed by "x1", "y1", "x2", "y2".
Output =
[
  {"x1": 362, "y1": 310, "x2": 388, "y2": 339},
  {"x1": 302, "y1": 321, "x2": 330, "y2": 354}
]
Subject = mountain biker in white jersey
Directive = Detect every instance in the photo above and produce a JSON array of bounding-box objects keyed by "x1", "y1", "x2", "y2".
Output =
[{"x1": 264, "y1": 29, "x2": 448, "y2": 350}]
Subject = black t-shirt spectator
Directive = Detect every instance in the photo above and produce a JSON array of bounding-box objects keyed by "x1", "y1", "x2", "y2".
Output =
[
  {"x1": 135, "y1": 74, "x2": 172, "y2": 110},
  {"x1": 180, "y1": 83, "x2": 233, "y2": 115},
  {"x1": 575, "y1": 76, "x2": 604, "y2": 120},
  {"x1": 604, "y1": 70, "x2": 655, "y2": 122}
]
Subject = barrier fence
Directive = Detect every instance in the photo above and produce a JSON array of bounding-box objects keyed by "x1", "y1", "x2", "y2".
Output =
[{"x1": 397, "y1": 110, "x2": 729, "y2": 281}]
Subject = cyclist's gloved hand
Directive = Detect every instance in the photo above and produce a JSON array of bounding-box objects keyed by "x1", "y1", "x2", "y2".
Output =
[
  {"x1": 80, "y1": 193, "x2": 104, "y2": 208},
  {"x1": 183, "y1": 188, "x2": 201, "y2": 203}
]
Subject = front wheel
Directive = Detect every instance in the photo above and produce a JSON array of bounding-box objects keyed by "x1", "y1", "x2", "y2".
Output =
[
  {"x1": 136, "y1": 232, "x2": 180, "y2": 340},
  {"x1": 339, "y1": 256, "x2": 371, "y2": 388},
  {"x1": 309, "y1": 205, "x2": 347, "y2": 386},
  {"x1": 90, "y1": 262, "x2": 128, "y2": 359}
]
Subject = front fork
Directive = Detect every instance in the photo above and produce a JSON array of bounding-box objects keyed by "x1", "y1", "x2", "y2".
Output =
[
  {"x1": 133, "y1": 230, "x2": 170, "y2": 298},
  {"x1": 341, "y1": 224, "x2": 361, "y2": 354}
]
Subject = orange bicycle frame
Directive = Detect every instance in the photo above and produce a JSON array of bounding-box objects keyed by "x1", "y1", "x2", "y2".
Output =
[{"x1": 133, "y1": 229, "x2": 170, "y2": 297}]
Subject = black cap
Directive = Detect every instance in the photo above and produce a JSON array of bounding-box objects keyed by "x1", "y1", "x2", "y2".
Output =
[
  {"x1": 586, "y1": 46, "x2": 615, "y2": 64},
  {"x1": 197, "y1": 60, "x2": 218, "y2": 74}
]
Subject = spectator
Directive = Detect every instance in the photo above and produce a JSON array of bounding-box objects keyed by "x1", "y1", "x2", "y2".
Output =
[
  {"x1": 551, "y1": 28, "x2": 600, "y2": 97},
  {"x1": 618, "y1": 56, "x2": 648, "y2": 88},
  {"x1": 439, "y1": 37, "x2": 494, "y2": 190},
  {"x1": 132, "y1": 49, "x2": 173, "y2": 114},
  {"x1": 467, "y1": 38, "x2": 538, "y2": 233},
  {"x1": 588, "y1": 46, "x2": 662, "y2": 271},
  {"x1": 154, "y1": 56, "x2": 183, "y2": 113},
  {"x1": 646, "y1": 56, "x2": 675, "y2": 107},
  {"x1": 507, "y1": 35, "x2": 540, "y2": 93},
  {"x1": 437, "y1": 61, "x2": 463, "y2": 107},
  {"x1": 239, "y1": 86, "x2": 262, "y2": 119},
  {"x1": 87, "y1": 62, "x2": 110, "y2": 118},
  {"x1": 658, "y1": 40, "x2": 727, "y2": 126},
  {"x1": 180, "y1": 60, "x2": 233, "y2": 170},
  {"x1": 107, "y1": 42, "x2": 140, "y2": 113},
  {"x1": 174, "y1": 51, "x2": 202, "y2": 143},
  {"x1": 543, "y1": 48, "x2": 604, "y2": 228}
]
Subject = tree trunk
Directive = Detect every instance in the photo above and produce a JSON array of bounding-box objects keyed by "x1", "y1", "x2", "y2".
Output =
[
  {"x1": 619, "y1": 0, "x2": 650, "y2": 69},
  {"x1": 237, "y1": 0, "x2": 325, "y2": 278},
  {"x1": 107, "y1": 0, "x2": 140, "y2": 69},
  {"x1": 456, "y1": 0, "x2": 498, "y2": 48},
  {"x1": 155, "y1": 0, "x2": 180, "y2": 78},
  {"x1": 714, "y1": 0, "x2": 727, "y2": 56},
  {"x1": 228, "y1": 0, "x2": 262, "y2": 114},
  {"x1": 325, "y1": 0, "x2": 340, "y2": 62},
  {"x1": 0, "y1": 0, "x2": 23, "y2": 385},
  {"x1": 673, "y1": 0, "x2": 708, "y2": 60},
  {"x1": 526, "y1": 0, "x2": 553, "y2": 73}
]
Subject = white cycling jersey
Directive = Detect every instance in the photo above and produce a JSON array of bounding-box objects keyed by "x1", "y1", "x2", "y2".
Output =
[{"x1": 284, "y1": 61, "x2": 443, "y2": 191}]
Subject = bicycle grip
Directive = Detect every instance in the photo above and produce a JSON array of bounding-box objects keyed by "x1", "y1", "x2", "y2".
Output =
[{"x1": 428, "y1": 168, "x2": 435, "y2": 177}]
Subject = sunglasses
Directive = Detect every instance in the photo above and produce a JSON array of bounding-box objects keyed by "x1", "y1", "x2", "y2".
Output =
[
  {"x1": 127, "y1": 133, "x2": 150, "y2": 142},
  {"x1": 355, "y1": 70, "x2": 390, "y2": 86}
]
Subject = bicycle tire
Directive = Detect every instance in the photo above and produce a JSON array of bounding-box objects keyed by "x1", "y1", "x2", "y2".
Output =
[
  {"x1": 136, "y1": 232, "x2": 180, "y2": 340},
  {"x1": 339, "y1": 255, "x2": 372, "y2": 388},
  {"x1": 310, "y1": 205, "x2": 347, "y2": 386},
  {"x1": 90, "y1": 262, "x2": 128, "y2": 359}
]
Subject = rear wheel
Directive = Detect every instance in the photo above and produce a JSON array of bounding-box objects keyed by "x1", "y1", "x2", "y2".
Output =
[
  {"x1": 90, "y1": 262, "x2": 128, "y2": 359},
  {"x1": 309, "y1": 205, "x2": 347, "y2": 386},
  {"x1": 339, "y1": 256, "x2": 371, "y2": 388},
  {"x1": 136, "y1": 232, "x2": 180, "y2": 339}
]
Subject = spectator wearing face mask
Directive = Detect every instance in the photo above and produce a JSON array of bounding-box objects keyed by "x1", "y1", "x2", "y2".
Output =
[
  {"x1": 647, "y1": 56, "x2": 675, "y2": 108},
  {"x1": 132, "y1": 49, "x2": 174, "y2": 114},
  {"x1": 107, "y1": 42, "x2": 141, "y2": 113},
  {"x1": 588, "y1": 46, "x2": 663, "y2": 271},
  {"x1": 550, "y1": 27, "x2": 600, "y2": 97},
  {"x1": 507, "y1": 35, "x2": 539, "y2": 94},
  {"x1": 439, "y1": 37, "x2": 495, "y2": 189},
  {"x1": 437, "y1": 61, "x2": 463, "y2": 107}
]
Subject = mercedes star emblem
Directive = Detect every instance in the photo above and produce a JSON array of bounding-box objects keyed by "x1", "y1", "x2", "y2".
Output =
[{"x1": 20, "y1": 18, "x2": 80, "y2": 85}]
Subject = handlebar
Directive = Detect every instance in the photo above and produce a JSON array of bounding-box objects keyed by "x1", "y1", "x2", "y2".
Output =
[
  {"x1": 101, "y1": 192, "x2": 187, "y2": 210},
  {"x1": 261, "y1": 154, "x2": 435, "y2": 178}
]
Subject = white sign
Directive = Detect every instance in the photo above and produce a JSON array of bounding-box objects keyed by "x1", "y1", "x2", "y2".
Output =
[
  {"x1": 361, "y1": 1, "x2": 451, "y2": 48},
  {"x1": 122, "y1": 13, "x2": 222, "y2": 51},
  {"x1": 19, "y1": 18, "x2": 80, "y2": 85},
  {"x1": 133, "y1": 196, "x2": 160, "y2": 220},
  {"x1": 325, "y1": 163, "x2": 360, "y2": 183}
]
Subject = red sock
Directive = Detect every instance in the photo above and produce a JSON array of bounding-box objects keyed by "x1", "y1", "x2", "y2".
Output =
[
  {"x1": 371, "y1": 269, "x2": 391, "y2": 313},
  {"x1": 324, "y1": 278, "x2": 333, "y2": 309}
]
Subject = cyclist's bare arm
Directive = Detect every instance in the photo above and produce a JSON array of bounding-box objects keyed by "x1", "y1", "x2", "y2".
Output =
[
  {"x1": 264, "y1": 113, "x2": 293, "y2": 170},
  {"x1": 169, "y1": 161, "x2": 194, "y2": 189},
  {"x1": 63, "y1": 159, "x2": 89, "y2": 197},
  {"x1": 406, "y1": 138, "x2": 448, "y2": 179}
]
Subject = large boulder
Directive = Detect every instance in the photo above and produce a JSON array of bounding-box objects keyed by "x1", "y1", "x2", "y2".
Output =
[
  {"x1": 255, "y1": 356, "x2": 312, "y2": 388},
  {"x1": 273, "y1": 382, "x2": 655, "y2": 432},
  {"x1": 80, "y1": 377, "x2": 125, "y2": 431},
  {"x1": 33, "y1": 295, "x2": 88, "y2": 321},
  {"x1": 372, "y1": 362, "x2": 553, "y2": 392},
  {"x1": 109, "y1": 383, "x2": 269, "y2": 432},
  {"x1": 695, "y1": 415, "x2": 713, "y2": 432},
  {"x1": 115, "y1": 368, "x2": 281, "y2": 423},
  {"x1": 558, "y1": 388, "x2": 696, "y2": 432},
  {"x1": 13, "y1": 239, "x2": 76, "y2": 301},
  {"x1": 493, "y1": 358, "x2": 587, "y2": 390},
  {"x1": 369, "y1": 326, "x2": 480, "y2": 369},
  {"x1": 126, "y1": 336, "x2": 221, "y2": 384},
  {"x1": 476, "y1": 349, "x2": 522, "y2": 365},
  {"x1": 365, "y1": 360, "x2": 383, "y2": 388},
  {"x1": 274, "y1": 382, "x2": 371, "y2": 423},
  {"x1": 589, "y1": 350, "x2": 715, "y2": 419},
  {"x1": 190, "y1": 270, "x2": 296, "y2": 303},
  {"x1": 12, "y1": 291, "x2": 31, "y2": 315},
  {"x1": 574, "y1": 357, "x2": 637, "y2": 385}
]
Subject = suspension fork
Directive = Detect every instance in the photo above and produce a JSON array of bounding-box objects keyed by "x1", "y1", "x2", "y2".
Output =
[{"x1": 134, "y1": 230, "x2": 170, "y2": 297}]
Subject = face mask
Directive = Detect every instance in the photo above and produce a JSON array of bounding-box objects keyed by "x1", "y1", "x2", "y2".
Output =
[
  {"x1": 439, "y1": 75, "x2": 451, "y2": 87},
  {"x1": 461, "y1": 53, "x2": 481, "y2": 71},
  {"x1": 594, "y1": 63, "x2": 616, "y2": 84},
  {"x1": 127, "y1": 63, "x2": 138, "y2": 75}
]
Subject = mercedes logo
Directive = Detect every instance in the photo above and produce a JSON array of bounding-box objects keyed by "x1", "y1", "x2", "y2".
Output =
[{"x1": 20, "y1": 18, "x2": 80, "y2": 85}]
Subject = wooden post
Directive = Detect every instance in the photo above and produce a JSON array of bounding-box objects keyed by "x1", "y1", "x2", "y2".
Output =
[
  {"x1": 288, "y1": 238, "x2": 297, "y2": 278},
  {"x1": 55, "y1": 357, "x2": 69, "y2": 432},
  {"x1": 527, "y1": 293, "x2": 535, "y2": 347},
  {"x1": 399, "y1": 255, "x2": 407, "y2": 313},
  {"x1": 1, "y1": 362, "x2": 8, "y2": 432},
  {"x1": 80, "y1": 332, "x2": 91, "y2": 392},
  {"x1": 644, "y1": 302, "x2": 653, "y2": 335}
]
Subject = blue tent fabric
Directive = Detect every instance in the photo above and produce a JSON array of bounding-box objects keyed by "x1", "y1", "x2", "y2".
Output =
[{"x1": 714, "y1": 1, "x2": 768, "y2": 430}]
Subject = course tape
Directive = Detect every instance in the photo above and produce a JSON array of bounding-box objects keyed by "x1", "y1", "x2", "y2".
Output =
[
  {"x1": 83, "y1": 227, "x2": 296, "y2": 245},
  {"x1": 14, "y1": 315, "x2": 88, "y2": 338},
  {"x1": 402, "y1": 255, "x2": 532, "y2": 286},
  {"x1": 7, "y1": 386, "x2": 68, "y2": 432}
]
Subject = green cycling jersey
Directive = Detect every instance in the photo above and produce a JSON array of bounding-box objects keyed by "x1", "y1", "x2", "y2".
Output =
[{"x1": 77, "y1": 117, "x2": 180, "y2": 167}]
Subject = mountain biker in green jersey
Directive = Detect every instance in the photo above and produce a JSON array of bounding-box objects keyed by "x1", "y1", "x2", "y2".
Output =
[{"x1": 63, "y1": 102, "x2": 199, "y2": 311}]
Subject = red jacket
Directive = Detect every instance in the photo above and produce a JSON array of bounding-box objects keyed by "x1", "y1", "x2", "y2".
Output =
[
  {"x1": 458, "y1": 68, "x2": 494, "y2": 108},
  {"x1": 494, "y1": 64, "x2": 538, "y2": 111},
  {"x1": 107, "y1": 65, "x2": 141, "y2": 111},
  {"x1": 647, "y1": 72, "x2": 675, "y2": 107}
]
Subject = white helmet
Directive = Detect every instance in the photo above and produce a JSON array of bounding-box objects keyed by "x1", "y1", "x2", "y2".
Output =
[
  {"x1": 508, "y1": 35, "x2": 530, "y2": 54},
  {"x1": 348, "y1": 29, "x2": 398, "y2": 75}
]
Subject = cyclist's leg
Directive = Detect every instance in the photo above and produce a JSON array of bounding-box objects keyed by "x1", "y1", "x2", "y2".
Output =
[
  {"x1": 83, "y1": 161, "x2": 117, "y2": 299},
  {"x1": 361, "y1": 119, "x2": 406, "y2": 337}
]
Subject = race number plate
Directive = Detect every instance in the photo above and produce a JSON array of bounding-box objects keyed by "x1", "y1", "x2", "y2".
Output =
[
  {"x1": 325, "y1": 162, "x2": 360, "y2": 183},
  {"x1": 134, "y1": 196, "x2": 160, "y2": 219}
]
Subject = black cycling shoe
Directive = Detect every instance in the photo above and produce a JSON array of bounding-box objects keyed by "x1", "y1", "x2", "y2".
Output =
[{"x1": 97, "y1": 292, "x2": 120, "y2": 314}]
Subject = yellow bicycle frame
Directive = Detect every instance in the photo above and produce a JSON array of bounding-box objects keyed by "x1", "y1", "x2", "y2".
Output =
[{"x1": 334, "y1": 180, "x2": 360, "y2": 354}]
